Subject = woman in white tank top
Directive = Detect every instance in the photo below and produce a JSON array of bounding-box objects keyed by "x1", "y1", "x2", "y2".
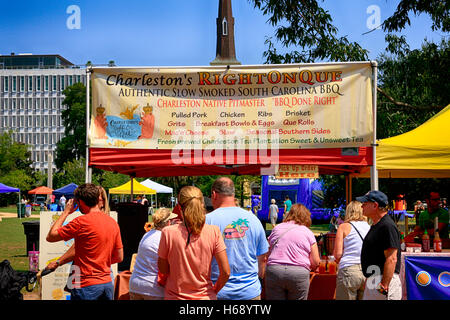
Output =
[{"x1": 333, "y1": 201, "x2": 370, "y2": 300}]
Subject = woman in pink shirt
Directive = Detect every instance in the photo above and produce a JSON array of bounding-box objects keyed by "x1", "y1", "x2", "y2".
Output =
[
  {"x1": 264, "y1": 204, "x2": 320, "y2": 300},
  {"x1": 158, "y1": 186, "x2": 230, "y2": 300}
]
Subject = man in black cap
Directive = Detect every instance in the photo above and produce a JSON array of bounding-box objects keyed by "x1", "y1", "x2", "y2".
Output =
[{"x1": 356, "y1": 190, "x2": 402, "y2": 300}]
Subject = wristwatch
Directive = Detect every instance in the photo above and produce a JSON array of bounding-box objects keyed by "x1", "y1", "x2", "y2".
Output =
[{"x1": 377, "y1": 283, "x2": 388, "y2": 296}]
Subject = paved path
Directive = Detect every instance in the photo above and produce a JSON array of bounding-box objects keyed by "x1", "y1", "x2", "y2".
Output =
[{"x1": 0, "y1": 212, "x2": 40, "y2": 219}]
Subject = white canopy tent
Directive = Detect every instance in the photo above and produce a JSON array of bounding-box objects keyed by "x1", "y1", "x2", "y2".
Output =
[{"x1": 140, "y1": 179, "x2": 174, "y2": 208}]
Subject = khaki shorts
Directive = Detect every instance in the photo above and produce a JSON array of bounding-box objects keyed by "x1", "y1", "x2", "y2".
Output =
[
  {"x1": 336, "y1": 264, "x2": 366, "y2": 300},
  {"x1": 363, "y1": 273, "x2": 402, "y2": 300}
]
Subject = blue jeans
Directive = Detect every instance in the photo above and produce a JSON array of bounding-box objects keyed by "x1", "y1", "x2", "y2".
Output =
[{"x1": 71, "y1": 282, "x2": 114, "y2": 300}]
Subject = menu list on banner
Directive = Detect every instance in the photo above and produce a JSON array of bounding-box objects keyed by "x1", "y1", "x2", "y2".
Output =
[{"x1": 90, "y1": 63, "x2": 373, "y2": 150}]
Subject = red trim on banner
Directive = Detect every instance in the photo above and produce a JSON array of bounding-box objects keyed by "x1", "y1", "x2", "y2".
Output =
[{"x1": 89, "y1": 147, "x2": 372, "y2": 177}]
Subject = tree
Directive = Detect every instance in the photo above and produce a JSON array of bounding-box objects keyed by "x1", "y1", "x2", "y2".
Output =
[
  {"x1": 377, "y1": 38, "x2": 450, "y2": 138},
  {"x1": 0, "y1": 131, "x2": 36, "y2": 205},
  {"x1": 55, "y1": 83, "x2": 87, "y2": 169},
  {"x1": 250, "y1": 0, "x2": 368, "y2": 63},
  {"x1": 382, "y1": 0, "x2": 449, "y2": 33},
  {"x1": 53, "y1": 157, "x2": 86, "y2": 188}
]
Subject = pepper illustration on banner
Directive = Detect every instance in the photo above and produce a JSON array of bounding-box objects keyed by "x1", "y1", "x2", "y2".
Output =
[
  {"x1": 94, "y1": 105, "x2": 108, "y2": 139},
  {"x1": 139, "y1": 103, "x2": 155, "y2": 139}
]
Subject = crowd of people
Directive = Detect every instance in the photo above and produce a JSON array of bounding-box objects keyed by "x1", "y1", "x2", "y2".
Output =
[{"x1": 44, "y1": 180, "x2": 447, "y2": 301}]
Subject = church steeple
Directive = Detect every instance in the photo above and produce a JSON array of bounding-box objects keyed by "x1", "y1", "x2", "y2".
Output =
[{"x1": 210, "y1": 0, "x2": 241, "y2": 65}]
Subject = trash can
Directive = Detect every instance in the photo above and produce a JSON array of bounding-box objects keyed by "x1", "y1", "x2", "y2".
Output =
[
  {"x1": 17, "y1": 203, "x2": 26, "y2": 218},
  {"x1": 22, "y1": 221, "x2": 40, "y2": 256},
  {"x1": 115, "y1": 203, "x2": 148, "y2": 271}
]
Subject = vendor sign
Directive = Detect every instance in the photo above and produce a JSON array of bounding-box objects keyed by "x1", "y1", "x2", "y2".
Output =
[
  {"x1": 405, "y1": 256, "x2": 450, "y2": 300},
  {"x1": 90, "y1": 63, "x2": 373, "y2": 150},
  {"x1": 275, "y1": 164, "x2": 319, "y2": 179},
  {"x1": 39, "y1": 211, "x2": 118, "y2": 300}
]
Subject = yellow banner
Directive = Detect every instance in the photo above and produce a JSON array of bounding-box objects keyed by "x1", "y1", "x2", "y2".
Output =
[
  {"x1": 89, "y1": 63, "x2": 373, "y2": 150},
  {"x1": 275, "y1": 165, "x2": 319, "y2": 179}
]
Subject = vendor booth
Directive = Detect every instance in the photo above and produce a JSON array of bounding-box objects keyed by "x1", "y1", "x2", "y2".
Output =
[
  {"x1": 109, "y1": 178, "x2": 156, "y2": 196},
  {"x1": 0, "y1": 182, "x2": 21, "y2": 218},
  {"x1": 53, "y1": 183, "x2": 78, "y2": 197},
  {"x1": 82, "y1": 62, "x2": 379, "y2": 301},
  {"x1": 352, "y1": 104, "x2": 450, "y2": 300},
  {"x1": 354, "y1": 104, "x2": 450, "y2": 179}
]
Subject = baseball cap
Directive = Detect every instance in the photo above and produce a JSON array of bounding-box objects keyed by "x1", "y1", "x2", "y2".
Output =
[{"x1": 356, "y1": 190, "x2": 389, "y2": 207}]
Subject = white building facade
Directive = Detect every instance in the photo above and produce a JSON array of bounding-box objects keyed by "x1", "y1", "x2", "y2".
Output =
[{"x1": 0, "y1": 54, "x2": 86, "y2": 173}]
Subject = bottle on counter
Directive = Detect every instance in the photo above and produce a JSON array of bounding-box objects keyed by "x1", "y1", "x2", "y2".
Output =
[
  {"x1": 328, "y1": 256, "x2": 337, "y2": 274},
  {"x1": 422, "y1": 230, "x2": 430, "y2": 252},
  {"x1": 318, "y1": 249, "x2": 327, "y2": 274},
  {"x1": 400, "y1": 232, "x2": 406, "y2": 251},
  {"x1": 433, "y1": 230, "x2": 442, "y2": 252}
]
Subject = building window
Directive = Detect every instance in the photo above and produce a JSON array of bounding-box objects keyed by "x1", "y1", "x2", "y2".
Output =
[
  {"x1": 61, "y1": 76, "x2": 65, "y2": 90},
  {"x1": 4, "y1": 77, "x2": 8, "y2": 92},
  {"x1": 222, "y1": 18, "x2": 228, "y2": 36},
  {"x1": 28, "y1": 76, "x2": 33, "y2": 91},
  {"x1": 45, "y1": 76, "x2": 49, "y2": 91},
  {"x1": 53, "y1": 76, "x2": 57, "y2": 91},
  {"x1": 68, "y1": 75, "x2": 73, "y2": 86},
  {"x1": 12, "y1": 77, "x2": 17, "y2": 92},
  {"x1": 37, "y1": 76, "x2": 41, "y2": 91},
  {"x1": 20, "y1": 76, "x2": 25, "y2": 92}
]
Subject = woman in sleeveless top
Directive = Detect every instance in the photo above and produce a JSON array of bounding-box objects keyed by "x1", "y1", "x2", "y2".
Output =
[{"x1": 333, "y1": 201, "x2": 370, "y2": 300}]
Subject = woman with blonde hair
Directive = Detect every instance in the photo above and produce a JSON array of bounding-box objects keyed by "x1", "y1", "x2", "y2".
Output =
[
  {"x1": 129, "y1": 208, "x2": 178, "y2": 300},
  {"x1": 157, "y1": 186, "x2": 230, "y2": 300},
  {"x1": 333, "y1": 200, "x2": 370, "y2": 300},
  {"x1": 265, "y1": 203, "x2": 320, "y2": 300}
]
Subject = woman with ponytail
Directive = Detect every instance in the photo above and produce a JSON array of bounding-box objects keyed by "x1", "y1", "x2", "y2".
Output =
[{"x1": 158, "y1": 186, "x2": 230, "y2": 300}]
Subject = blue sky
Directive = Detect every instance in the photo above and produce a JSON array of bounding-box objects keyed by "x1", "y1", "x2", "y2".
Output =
[{"x1": 0, "y1": 0, "x2": 446, "y2": 66}]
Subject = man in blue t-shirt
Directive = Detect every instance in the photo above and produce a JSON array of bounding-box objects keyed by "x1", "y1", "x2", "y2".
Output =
[{"x1": 206, "y1": 177, "x2": 269, "y2": 300}]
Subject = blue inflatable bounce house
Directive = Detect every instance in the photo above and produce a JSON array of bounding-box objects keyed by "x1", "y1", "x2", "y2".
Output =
[{"x1": 254, "y1": 176, "x2": 337, "y2": 224}]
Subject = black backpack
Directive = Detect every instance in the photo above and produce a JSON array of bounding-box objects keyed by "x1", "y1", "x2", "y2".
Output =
[{"x1": 0, "y1": 260, "x2": 37, "y2": 300}]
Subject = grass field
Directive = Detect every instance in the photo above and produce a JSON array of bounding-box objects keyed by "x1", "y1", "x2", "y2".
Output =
[{"x1": 0, "y1": 217, "x2": 39, "y2": 272}]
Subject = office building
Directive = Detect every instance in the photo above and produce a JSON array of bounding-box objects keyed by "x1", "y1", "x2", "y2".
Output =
[{"x1": 0, "y1": 53, "x2": 87, "y2": 173}]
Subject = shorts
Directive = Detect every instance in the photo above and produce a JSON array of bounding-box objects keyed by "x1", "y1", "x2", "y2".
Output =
[
  {"x1": 270, "y1": 214, "x2": 277, "y2": 225},
  {"x1": 71, "y1": 282, "x2": 114, "y2": 300},
  {"x1": 335, "y1": 264, "x2": 365, "y2": 300},
  {"x1": 363, "y1": 273, "x2": 402, "y2": 300}
]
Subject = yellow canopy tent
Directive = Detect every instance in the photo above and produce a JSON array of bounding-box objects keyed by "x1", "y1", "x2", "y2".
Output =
[
  {"x1": 109, "y1": 178, "x2": 156, "y2": 195},
  {"x1": 354, "y1": 104, "x2": 450, "y2": 178}
]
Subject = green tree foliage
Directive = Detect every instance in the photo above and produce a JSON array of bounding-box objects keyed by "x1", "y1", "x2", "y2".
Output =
[
  {"x1": 377, "y1": 39, "x2": 450, "y2": 138},
  {"x1": 0, "y1": 132, "x2": 35, "y2": 204},
  {"x1": 55, "y1": 82, "x2": 87, "y2": 170},
  {"x1": 250, "y1": 0, "x2": 368, "y2": 63},
  {"x1": 382, "y1": 0, "x2": 449, "y2": 33},
  {"x1": 53, "y1": 157, "x2": 86, "y2": 187}
]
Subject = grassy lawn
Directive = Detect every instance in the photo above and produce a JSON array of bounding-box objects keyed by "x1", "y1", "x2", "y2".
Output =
[
  {"x1": 0, "y1": 216, "x2": 41, "y2": 298},
  {"x1": 0, "y1": 205, "x2": 18, "y2": 214},
  {"x1": 0, "y1": 217, "x2": 39, "y2": 272}
]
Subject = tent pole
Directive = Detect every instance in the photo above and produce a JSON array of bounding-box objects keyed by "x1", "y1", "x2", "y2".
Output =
[
  {"x1": 19, "y1": 190, "x2": 21, "y2": 219},
  {"x1": 370, "y1": 61, "x2": 379, "y2": 191},
  {"x1": 85, "y1": 68, "x2": 92, "y2": 183},
  {"x1": 130, "y1": 176, "x2": 134, "y2": 201}
]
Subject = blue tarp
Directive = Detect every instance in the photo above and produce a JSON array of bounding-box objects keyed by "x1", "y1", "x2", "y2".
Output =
[
  {"x1": 0, "y1": 182, "x2": 20, "y2": 193},
  {"x1": 53, "y1": 183, "x2": 78, "y2": 196}
]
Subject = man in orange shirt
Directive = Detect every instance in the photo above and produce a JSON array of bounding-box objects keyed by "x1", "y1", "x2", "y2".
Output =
[{"x1": 46, "y1": 183, "x2": 123, "y2": 300}]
